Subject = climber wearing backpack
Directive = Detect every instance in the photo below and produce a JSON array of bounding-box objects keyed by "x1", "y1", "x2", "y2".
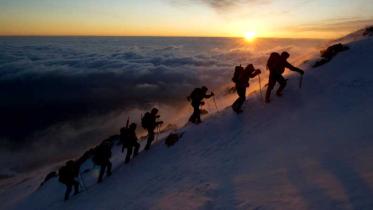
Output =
[
  {"x1": 142, "y1": 108, "x2": 163, "y2": 151},
  {"x1": 232, "y1": 64, "x2": 261, "y2": 113},
  {"x1": 120, "y1": 117, "x2": 131, "y2": 153},
  {"x1": 265, "y1": 51, "x2": 304, "y2": 103},
  {"x1": 188, "y1": 86, "x2": 214, "y2": 124},
  {"x1": 58, "y1": 160, "x2": 80, "y2": 201},
  {"x1": 121, "y1": 123, "x2": 140, "y2": 163},
  {"x1": 92, "y1": 140, "x2": 112, "y2": 183}
]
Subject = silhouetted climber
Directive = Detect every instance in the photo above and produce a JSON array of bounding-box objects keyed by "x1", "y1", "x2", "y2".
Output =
[
  {"x1": 92, "y1": 140, "x2": 112, "y2": 183},
  {"x1": 120, "y1": 117, "x2": 131, "y2": 153},
  {"x1": 58, "y1": 160, "x2": 80, "y2": 201},
  {"x1": 265, "y1": 51, "x2": 304, "y2": 103},
  {"x1": 188, "y1": 86, "x2": 214, "y2": 124},
  {"x1": 142, "y1": 108, "x2": 163, "y2": 150},
  {"x1": 120, "y1": 123, "x2": 140, "y2": 163},
  {"x1": 232, "y1": 64, "x2": 261, "y2": 113}
]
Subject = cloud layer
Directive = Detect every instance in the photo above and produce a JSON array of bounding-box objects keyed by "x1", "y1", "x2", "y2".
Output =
[
  {"x1": 173, "y1": 0, "x2": 270, "y2": 10},
  {"x1": 0, "y1": 36, "x2": 324, "y2": 171}
]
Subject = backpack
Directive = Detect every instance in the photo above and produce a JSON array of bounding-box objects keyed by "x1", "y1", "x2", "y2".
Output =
[
  {"x1": 120, "y1": 127, "x2": 130, "y2": 147},
  {"x1": 58, "y1": 166, "x2": 69, "y2": 184},
  {"x1": 141, "y1": 112, "x2": 152, "y2": 129},
  {"x1": 165, "y1": 133, "x2": 179, "y2": 147},
  {"x1": 165, "y1": 132, "x2": 184, "y2": 147},
  {"x1": 232, "y1": 65, "x2": 244, "y2": 83},
  {"x1": 266, "y1": 52, "x2": 281, "y2": 71},
  {"x1": 189, "y1": 88, "x2": 202, "y2": 102},
  {"x1": 92, "y1": 143, "x2": 111, "y2": 165}
]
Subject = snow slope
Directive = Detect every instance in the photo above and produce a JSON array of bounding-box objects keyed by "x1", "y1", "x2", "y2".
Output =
[{"x1": 2, "y1": 31, "x2": 373, "y2": 210}]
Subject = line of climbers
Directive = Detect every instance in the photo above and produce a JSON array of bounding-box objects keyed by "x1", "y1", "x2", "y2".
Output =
[
  {"x1": 57, "y1": 51, "x2": 304, "y2": 201},
  {"x1": 58, "y1": 108, "x2": 164, "y2": 201}
]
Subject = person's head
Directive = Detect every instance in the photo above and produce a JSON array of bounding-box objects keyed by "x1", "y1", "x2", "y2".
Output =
[
  {"x1": 151, "y1": 108, "x2": 159, "y2": 115},
  {"x1": 245, "y1": 64, "x2": 255, "y2": 73},
  {"x1": 281, "y1": 51, "x2": 290, "y2": 59},
  {"x1": 201, "y1": 86, "x2": 208, "y2": 93},
  {"x1": 66, "y1": 160, "x2": 75, "y2": 166},
  {"x1": 102, "y1": 139, "x2": 112, "y2": 147},
  {"x1": 129, "y1": 123, "x2": 137, "y2": 130}
]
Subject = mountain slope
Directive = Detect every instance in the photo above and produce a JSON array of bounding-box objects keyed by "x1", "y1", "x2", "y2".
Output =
[{"x1": 3, "y1": 32, "x2": 373, "y2": 210}]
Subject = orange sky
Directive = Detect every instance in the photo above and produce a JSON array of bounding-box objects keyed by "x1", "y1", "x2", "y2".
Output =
[{"x1": 1, "y1": 0, "x2": 373, "y2": 38}]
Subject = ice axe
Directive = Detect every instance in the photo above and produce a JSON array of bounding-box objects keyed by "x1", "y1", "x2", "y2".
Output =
[
  {"x1": 212, "y1": 93, "x2": 219, "y2": 112},
  {"x1": 78, "y1": 173, "x2": 88, "y2": 191},
  {"x1": 299, "y1": 74, "x2": 303, "y2": 89},
  {"x1": 155, "y1": 124, "x2": 161, "y2": 142},
  {"x1": 258, "y1": 74, "x2": 264, "y2": 101},
  {"x1": 125, "y1": 116, "x2": 130, "y2": 129}
]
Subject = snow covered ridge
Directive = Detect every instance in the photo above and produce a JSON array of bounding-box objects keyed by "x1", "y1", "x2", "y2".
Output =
[
  {"x1": 333, "y1": 25, "x2": 373, "y2": 44},
  {"x1": 1, "y1": 28, "x2": 373, "y2": 210},
  {"x1": 311, "y1": 26, "x2": 373, "y2": 68}
]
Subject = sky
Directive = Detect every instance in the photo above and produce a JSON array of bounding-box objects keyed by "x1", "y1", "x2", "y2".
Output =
[{"x1": 0, "y1": 0, "x2": 373, "y2": 38}]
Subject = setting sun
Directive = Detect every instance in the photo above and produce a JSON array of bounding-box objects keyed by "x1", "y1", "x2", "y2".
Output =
[{"x1": 244, "y1": 31, "x2": 257, "y2": 41}]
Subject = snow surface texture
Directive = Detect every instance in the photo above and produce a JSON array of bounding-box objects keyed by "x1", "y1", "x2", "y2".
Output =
[{"x1": 1, "y1": 32, "x2": 373, "y2": 210}]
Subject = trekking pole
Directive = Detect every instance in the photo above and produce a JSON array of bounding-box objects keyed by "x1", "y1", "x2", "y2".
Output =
[
  {"x1": 299, "y1": 74, "x2": 303, "y2": 89},
  {"x1": 78, "y1": 173, "x2": 87, "y2": 191},
  {"x1": 212, "y1": 95, "x2": 219, "y2": 112},
  {"x1": 258, "y1": 74, "x2": 264, "y2": 101},
  {"x1": 156, "y1": 125, "x2": 160, "y2": 142},
  {"x1": 125, "y1": 116, "x2": 130, "y2": 128}
]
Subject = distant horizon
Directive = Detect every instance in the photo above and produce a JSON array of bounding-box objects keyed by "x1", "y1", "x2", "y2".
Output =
[
  {"x1": 0, "y1": 34, "x2": 332, "y2": 40},
  {"x1": 1, "y1": 0, "x2": 373, "y2": 39}
]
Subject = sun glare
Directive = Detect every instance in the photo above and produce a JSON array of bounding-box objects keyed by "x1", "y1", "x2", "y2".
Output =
[{"x1": 244, "y1": 31, "x2": 256, "y2": 42}]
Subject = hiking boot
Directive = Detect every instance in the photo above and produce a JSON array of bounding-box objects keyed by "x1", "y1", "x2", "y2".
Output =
[
  {"x1": 232, "y1": 107, "x2": 243, "y2": 114},
  {"x1": 265, "y1": 98, "x2": 271, "y2": 104},
  {"x1": 276, "y1": 91, "x2": 283, "y2": 97},
  {"x1": 189, "y1": 117, "x2": 196, "y2": 123}
]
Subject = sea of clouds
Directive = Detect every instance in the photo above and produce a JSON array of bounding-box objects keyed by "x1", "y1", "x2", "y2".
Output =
[{"x1": 0, "y1": 36, "x2": 326, "y2": 173}]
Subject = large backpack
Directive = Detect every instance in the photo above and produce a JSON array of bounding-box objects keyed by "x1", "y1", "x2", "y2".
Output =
[
  {"x1": 189, "y1": 88, "x2": 202, "y2": 102},
  {"x1": 232, "y1": 65, "x2": 244, "y2": 83},
  {"x1": 141, "y1": 112, "x2": 152, "y2": 129},
  {"x1": 92, "y1": 142, "x2": 111, "y2": 165},
  {"x1": 120, "y1": 127, "x2": 130, "y2": 147},
  {"x1": 266, "y1": 52, "x2": 281, "y2": 71},
  {"x1": 58, "y1": 166, "x2": 69, "y2": 184}
]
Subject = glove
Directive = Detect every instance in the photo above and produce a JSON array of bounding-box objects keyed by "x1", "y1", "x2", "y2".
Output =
[
  {"x1": 256, "y1": 69, "x2": 261, "y2": 74},
  {"x1": 211, "y1": 92, "x2": 215, "y2": 96}
]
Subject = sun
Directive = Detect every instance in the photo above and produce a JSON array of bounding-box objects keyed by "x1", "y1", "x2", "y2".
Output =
[{"x1": 244, "y1": 31, "x2": 256, "y2": 42}]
